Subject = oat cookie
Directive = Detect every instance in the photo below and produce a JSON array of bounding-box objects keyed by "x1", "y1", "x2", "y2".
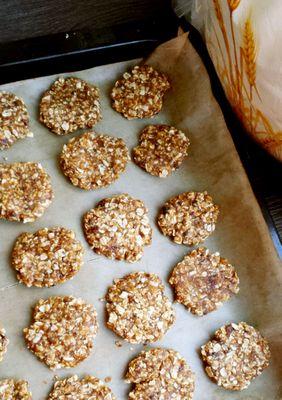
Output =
[
  {"x1": 106, "y1": 272, "x2": 175, "y2": 344},
  {"x1": 133, "y1": 125, "x2": 190, "y2": 177},
  {"x1": 83, "y1": 194, "x2": 152, "y2": 262},
  {"x1": 0, "y1": 162, "x2": 53, "y2": 223},
  {"x1": 126, "y1": 348, "x2": 195, "y2": 400},
  {"x1": 201, "y1": 322, "x2": 271, "y2": 390},
  {"x1": 48, "y1": 375, "x2": 115, "y2": 400},
  {"x1": 0, "y1": 91, "x2": 33, "y2": 150},
  {"x1": 111, "y1": 65, "x2": 170, "y2": 119},
  {"x1": 0, "y1": 328, "x2": 9, "y2": 362},
  {"x1": 169, "y1": 248, "x2": 239, "y2": 316},
  {"x1": 11, "y1": 227, "x2": 84, "y2": 288},
  {"x1": 24, "y1": 296, "x2": 98, "y2": 370},
  {"x1": 158, "y1": 191, "x2": 219, "y2": 246},
  {"x1": 60, "y1": 131, "x2": 129, "y2": 190},
  {"x1": 39, "y1": 77, "x2": 101, "y2": 135},
  {"x1": 0, "y1": 379, "x2": 32, "y2": 400}
]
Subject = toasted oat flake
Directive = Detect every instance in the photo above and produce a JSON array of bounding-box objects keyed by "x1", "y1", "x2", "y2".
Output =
[
  {"x1": 39, "y1": 77, "x2": 101, "y2": 135},
  {"x1": 48, "y1": 375, "x2": 115, "y2": 399},
  {"x1": 24, "y1": 296, "x2": 98, "y2": 370},
  {"x1": 158, "y1": 191, "x2": 219, "y2": 246},
  {"x1": 60, "y1": 131, "x2": 129, "y2": 190},
  {"x1": 126, "y1": 348, "x2": 195, "y2": 399},
  {"x1": 106, "y1": 272, "x2": 175, "y2": 344},
  {"x1": 169, "y1": 247, "x2": 239, "y2": 316},
  {"x1": 0, "y1": 91, "x2": 32, "y2": 150},
  {"x1": 0, "y1": 328, "x2": 9, "y2": 362},
  {"x1": 0, "y1": 162, "x2": 53, "y2": 223},
  {"x1": 201, "y1": 322, "x2": 271, "y2": 390},
  {"x1": 111, "y1": 65, "x2": 170, "y2": 119},
  {"x1": 83, "y1": 194, "x2": 152, "y2": 262},
  {"x1": 11, "y1": 227, "x2": 84, "y2": 287},
  {"x1": 0, "y1": 379, "x2": 32, "y2": 399},
  {"x1": 133, "y1": 125, "x2": 190, "y2": 177}
]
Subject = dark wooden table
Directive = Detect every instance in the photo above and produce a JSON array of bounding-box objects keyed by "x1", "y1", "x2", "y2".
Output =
[{"x1": 0, "y1": 0, "x2": 281, "y2": 256}]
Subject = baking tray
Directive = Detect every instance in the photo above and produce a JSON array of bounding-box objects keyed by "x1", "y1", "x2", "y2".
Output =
[{"x1": 0, "y1": 32, "x2": 281, "y2": 400}]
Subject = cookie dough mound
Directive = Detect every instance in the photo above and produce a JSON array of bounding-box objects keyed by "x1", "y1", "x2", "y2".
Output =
[
  {"x1": 12, "y1": 227, "x2": 84, "y2": 287},
  {"x1": 201, "y1": 322, "x2": 271, "y2": 390},
  {"x1": 106, "y1": 272, "x2": 175, "y2": 344},
  {"x1": 83, "y1": 194, "x2": 152, "y2": 262},
  {"x1": 60, "y1": 131, "x2": 129, "y2": 190},
  {"x1": 0, "y1": 328, "x2": 9, "y2": 362},
  {"x1": 0, "y1": 91, "x2": 32, "y2": 150},
  {"x1": 24, "y1": 296, "x2": 98, "y2": 370},
  {"x1": 111, "y1": 65, "x2": 170, "y2": 119},
  {"x1": 48, "y1": 375, "x2": 115, "y2": 400},
  {"x1": 0, "y1": 379, "x2": 32, "y2": 400},
  {"x1": 133, "y1": 125, "x2": 190, "y2": 177},
  {"x1": 126, "y1": 348, "x2": 195, "y2": 400},
  {"x1": 0, "y1": 162, "x2": 53, "y2": 223},
  {"x1": 39, "y1": 77, "x2": 101, "y2": 135},
  {"x1": 169, "y1": 248, "x2": 239, "y2": 316},
  {"x1": 158, "y1": 191, "x2": 219, "y2": 246}
]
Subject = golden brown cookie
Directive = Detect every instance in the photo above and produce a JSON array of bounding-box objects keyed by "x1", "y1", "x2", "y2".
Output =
[
  {"x1": 0, "y1": 328, "x2": 9, "y2": 362},
  {"x1": 0, "y1": 379, "x2": 32, "y2": 400}
]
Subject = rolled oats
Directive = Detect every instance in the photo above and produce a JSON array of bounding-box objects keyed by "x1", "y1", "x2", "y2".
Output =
[
  {"x1": 83, "y1": 194, "x2": 152, "y2": 262},
  {"x1": 126, "y1": 347, "x2": 195, "y2": 399},
  {"x1": 11, "y1": 227, "x2": 84, "y2": 287},
  {"x1": 24, "y1": 296, "x2": 98, "y2": 370},
  {"x1": 133, "y1": 124, "x2": 190, "y2": 177},
  {"x1": 0, "y1": 162, "x2": 53, "y2": 223},
  {"x1": 0, "y1": 91, "x2": 32, "y2": 150},
  {"x1": 0, "y1": 379, "x2": 32, "y2": 400},
  {"x1": 106, "y1": 272, "x2": 175, "y2": 344},
  {"x1": 39, "y1": 77, "x2": 101, "y2": 135},
  {"x1": 157, "y1": 191, "x2": 219, "y2": 246},
  {"x1": 48, "y1": 375, "x2": 115, "y2": 400},
  {"x1": 111, "y1": 65, "x2": 170, "y2": 119},
  {"x1": 60, "y1": 131, "x2": 129, "y2": 190},
  {"x1": 201, "y1": 322, "x2": 271, "y2": 390},
  {"x1": 169, "y1": 247, "x2": 239, "y2": 316},
  {"x1": 0, "y1": 328, "x2": 9, "y2": 362}
]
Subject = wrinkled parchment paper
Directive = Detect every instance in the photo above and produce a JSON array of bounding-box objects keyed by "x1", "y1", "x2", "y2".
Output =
[{"x1": 0, "y1": 33, "x2": 281, "y2": 399}]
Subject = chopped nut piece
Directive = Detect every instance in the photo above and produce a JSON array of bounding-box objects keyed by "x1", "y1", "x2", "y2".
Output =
[
  {"x1": 0, "y1": 91, "x2": 32, "y2": 150},
  {"x1": 12, "y1": 227, "x2": 84, "y2": 287},
  {"x1": 111, "y1": 65, "x2": 170, "y2": 119},
  {"x1": 24, "y1": 296, "x2": 98, "y2": 370},
  {"x1": 48, "y1": 375, "x2": 115, "y2": 399},
  {"x1": 60, "y1": 131, "x2": 129, "y2": 190},
  {"x1": 133, "y1": 125, "x2": 190, "y2": 177},
  {"x1": 169, "y1": 247, "x2": 239, "y2": 315},
  {"x1": 106, "y1": 272, "x2": 175, "y2": 344},
  {"x1": 0, "y1": 162, "x2": 53, "y2": 223},
  {"x1": 0, "y1": 379, "x2": 32, "y2": 399},
  {"x1": 39, "y1": 77, "x2": 101, "y2": 135},
  {"x1": 126, "y1": 348, "x2": 194, "y2": 399},
  {"x1": 158, "y1": 191, "x2": 219, "y2": 246},
  {"x1": 83, "y1": 194, "x2": 152, "y2": 262},
  {"x1": 201, "y1": 322, "x2": 271, "y2": 390},
  {"x1": 0, "y1": 328, "x2": 9, "y2": 362}
]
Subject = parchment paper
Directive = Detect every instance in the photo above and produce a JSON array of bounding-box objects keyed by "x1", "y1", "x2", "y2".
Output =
[{"x1": 0, "y1": 33, "x2": 281, "y2": 400}]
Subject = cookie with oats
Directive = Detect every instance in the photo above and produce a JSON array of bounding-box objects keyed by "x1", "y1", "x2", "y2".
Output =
[
  {"x1": 169, "y1": 248, "x2": 239, "y2": 316},
  {"x1": 0, "y1": 328, "x2": 9, "y2": 362},
  {"x1": 126, "y1": 348, "x2": 195, "y2": 400},
  {"x1": 39, "y1": 77, "x2": 101, "y2": 135},
  {"x1": 133, "y1": 125, "x2": 190, "y2": 177},
  {"x1": 111, "y1": 65, "x2": 170, "y2": 119},
  {"x1": 48, "y1": 375, "x2": 115, "y2": 400},
  {"x1": 11, "y1": 227, "x2": 84, "y2": 288},
  {"x1": 201, "y1": 322, "x2": 271, "y2": 390},
  {"x1": 106, "y1": 272, "x2": 175, "y2": 344},
  {"x1": 158, "y1": 191, "x2": 219, "y2": 246},
  {"x1": 83, "y1": 194, "x2": 152, "y2": 262},
  {"x1": 0, "y1": 162, "x2": 53, "y2": 223},
  {"x1": 60, "y1": 131, "x2": 129, "y2": 190},
  {"x1": 0, "y1": 379, "x2": 32, "y2": 400},
  {"x1": 24, "y1": 296, "x2": 98, "y2": 370}
]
